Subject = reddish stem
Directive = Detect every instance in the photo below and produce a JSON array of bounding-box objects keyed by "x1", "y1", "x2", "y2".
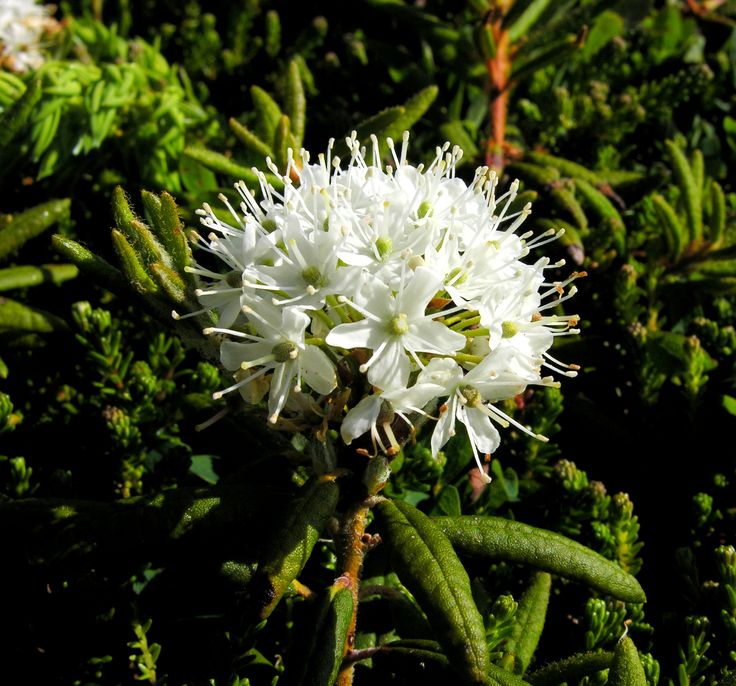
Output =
[{"x1": 485, "y1": 19, "x2": 512, "y2": 172}]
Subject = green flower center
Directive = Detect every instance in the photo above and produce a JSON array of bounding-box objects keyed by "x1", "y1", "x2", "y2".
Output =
[
  {"x1": 460, "y1": 385, "x2": 482, "y2": 406},
  {"x1": 417, "y1": 200, "x2": 432, "y2": 218},
  {"x1": 389, "y1": 314, "x2": 409, "y2": 336},
  {"x1": 302, "y1": 265, "x2": 326, "y2": 288},
  {"x1": 272, "y1": 341, "x2": 299, "y2": 362},
  {"x1": 375, "y1": 236, "x2": 393, "y2": 259},
  {"x1": 226, "y1": 270, "x2": 243, "y2": 287},
  {"x1": 502, "y1": 321, "x2": 518, "y2": 338}
]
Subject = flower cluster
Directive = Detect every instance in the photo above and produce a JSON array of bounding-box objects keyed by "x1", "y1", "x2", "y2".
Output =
[
  {"x1": 0, "y1": 0, "x2": 57, "y2": 72},
  {"x1": 190, "y1": 133, "x2": 581, "y2": 479}
]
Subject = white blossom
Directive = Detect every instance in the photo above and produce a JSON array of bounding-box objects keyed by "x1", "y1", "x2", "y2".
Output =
[{"x1": 192, "y1": 132, "x2": 581, "y2": 477}]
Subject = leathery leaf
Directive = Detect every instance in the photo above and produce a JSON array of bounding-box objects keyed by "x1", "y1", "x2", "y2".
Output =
[
  {"x1": 254, "y1": 475, "x2": 339, "y2": 619},
  {"x1": 299, "y1": 578, "x2": 354, "y2": 686},
  {"x1": 526, "y1": 651, "x2": 613, "y2": 685},
  {"x1": 505, "y1": 572, "x2": 551, "y2": 675},
  {"x1": 0, "y1": 199, "x2": 70, "y2": 261},
  {"x1": 434, "y1": 516, "x2": 645, "y2": 603},
  {"x1": 607, "y1": 636, "x2": 646, "y2": 686},
  {"x1": 375, "y1": 499, "x2": 490, "y2": 685}
]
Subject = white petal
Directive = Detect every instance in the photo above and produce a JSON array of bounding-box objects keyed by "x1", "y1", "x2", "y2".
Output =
[
  {"x1": 367, "y1": 339, "x2": 410, "y2": 390},
  {"x1": 280, "y1": 307, "x2": 310, "y2": 340},
  {"x1": 341, "y1": 395, "x2": 382, "y2": 444},
  {"x1": 405, "y1": 319, "x2": 466, "y2": 355},
  {"x1": 300, "y1": 345, "x2": 337, "y2": 395},
  {"x1": 268, "y1": 361, "x2": 296, "y2": 421},
  {"x1": 326, "y1": 319, "x2": 384, "y2": 350},
  {"x1": 400, "y1": 267, "x2": 441, "y2": 319},
  {"x1": 460, "y1": 406, "x2": 501, "y2": 455},
  {"x1": 220, "y1": 340, "x2": 271, "y2": 371},
  {"x1": 431, "y1": 396, "x2": 457, "y2": 457}
]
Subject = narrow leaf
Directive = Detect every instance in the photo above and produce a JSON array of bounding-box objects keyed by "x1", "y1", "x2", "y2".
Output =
[
  {"x1": 439, "y1": 121, "x2": 479, "y2": 161},
  {"x1": 652, "y1": 194, "x2": 686, "y2": 262},
  {"x1": 550, "y1": 186, "x2": 588, "y2": 234},
  {"x1": 375, "y1": 499, "x2": 490, "y2": 685},
  {"x1": 0, "y1": 199, "x2": 70, "y2": 261},
  {"x1": 506, "y1": 572, "x2": 551, "y2": 675},
  {"x1": 183, "y1": 146, "x2": 284, "y2": 189},
  {"x1": 524, "y1": 152, "x2": 605, "y2": 186},
  {"x1": 0, "y1": 77, "x2": 42, "y2": 150},
  {"x1": 150, "y1": 262, "x2": 188, "y2": 304},
  {"x1": 285, "y1": 59, "x2": 306, "y2": 147},
  {"x1": 387, "y1": 86, "x2": 439, "y2": 141},
  {"x1": 251, "y1": 85, "x2": 283, "y2": 144},
  {"x1": 142, "y1": 191, "x2": 193, "y2": 277},
  {"x1": 229, "y1": 118, "x2": 274, "y2": 159},
  {"x1": 506, "y1": 0, "x2": 555, "y2": 43},
  {"x1": 0, "y1": 264, "x2": 78, "y2": 291},
  {"x1": 527, "y1": 651, "x2": 613, "y2": 685},
  {"x1": 110, "y1": 229, "x2": 158, "y2": 294},
  {"x1": 434, "y1": 516, "x2": 646, "y2": 603},
  {"x1": 303, "y1": 580, "x2": 354, "y2": 686},
  {"x1": 0, "y1": 297, "x2": 68, "y2": 333},
  {"x1": 506, "y1": 162, "x2": 560, "y2": 186},
  {"x1": 666, "y1": 140, "x2": 702, "y2": 244},
  {"x1": 335, "y1": 105, "x2": 405, "y2": 157},
  {"x1": 253, "y1": 476, "x2": 340, "y2": 619},
  {"x1": 607, "y1": 636, "x2": 647, "y2": 686},
  {"x1": 274, "y1": 114, "x2": 297, "y2": 173},
  {"x1": 708, "y1": 180, "x2": 726, "y2": 246},
  {"x1": 51, "y1": 235, "x2": 128, "y2": 293}
]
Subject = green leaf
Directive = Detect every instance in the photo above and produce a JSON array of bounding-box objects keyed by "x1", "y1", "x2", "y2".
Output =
[
  {"x1": 388, "y1": 86, "x2": 439, "y2": 141},
  {"x1": 607, "y1": 636, "x2": 647, "y2": 686},
  {"x1": 652, "y1": 194, "x2": 686, "y2": 262},
  {"x1": 0, "y1": 199, "x2": 71, "y2": 261},
  {"x1": 143, "y1": 191, "x2": 193, "y2": 278},
  {"x1": 437, "y1": 484, "x2": 462, "y2": 517},
  {"x1": 302, "y1": 580, "x2": 354, "y2": 686},
  {"x1": 524, "y1": 152, "x2": 605, "y2": 186},
  {"x1": 150, "y1": 261, "x2": 188, "y2": 305},
  {"x1": 506, "y1": 0, "x2": 555, "y2": 43},
  {"x1": 335, "y1": 105, "x2": 405, "y2": 157},
  {"x1": 274, "y1": 114, "x2": 298, "y2": 173},
  {"x1": 666, "y1": 140, "x2": 702, "y2": 244},
  {"x1": 111, "y1": 229, "x2": 159, "y2": 295},
  {"x1": 189, "y1": 455, "x2": 219, "y2": 485},
  {"x1": 183, "y1": 146, "x2": 284, "y2": 189},
  {"x1": 0, "y1": 297, "x2": 68, "y2": 333},
  {"x1": 375, "y1": 499, "x2": 490, "y2": 685},
  {"x1": 722, "y1": 395, "x2": 736, "y2": 417},
  {"x1": 439, "y1": 121, "x2": 479, "y2": 161},
  {"x1": 708, "y1": 181, "x2": 726, "y2": 246},
  {"x1": 251, "y1": 85, "x2": 283, "y2": 145},
  {"x1": 0, "y1": 264, "x2": 78, "y2": 291},
  {"x1": 434, "y1": 516, "x2": 646, "y2": 603},
  {"x1": 581, "y1": 11, "x2": 624, "y2": 61},
  {"x1": 51, "y1": 235, "x2": 129, "y2": 294},
  {"x1": 253, "y1": 476, "x2": 340, "y2": 619},
  {"x1": 229, "y1": 118, "x2": 274, "y2": 159},
  {"x1": 574, "y1": 179, "x2": 625, "y2": 251},
  {"x1": 0, "y1": 77, "x2": 42, "y2": 151},
  {"x1": 285, "y1": 59, "x2": 306, "y2": 148},
  {"x1": 506, "y1": 572, "x2": 551, "y2": 675},
  {"x1": 527, "y1": 651, "x2": 613, "y2": 685}
]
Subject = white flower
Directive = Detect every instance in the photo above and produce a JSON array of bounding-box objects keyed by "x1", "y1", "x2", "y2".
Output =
[
  {"x1": 192, "y1": 131, "x2": 581, "y2": 476},
  {"x1": 325, "y1": 266, "x2": 466, "y2": 390},
  {"x1": 211, "y1": 299, "x2": 336, "y2": 423},
  {"x1": 0, "y1": 0, "x2": 56, "y2": 72}
]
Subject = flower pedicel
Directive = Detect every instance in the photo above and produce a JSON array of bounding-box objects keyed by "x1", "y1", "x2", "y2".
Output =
[{"x1": 185, "y1": 132, "x2": 583, "y2": 480}]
